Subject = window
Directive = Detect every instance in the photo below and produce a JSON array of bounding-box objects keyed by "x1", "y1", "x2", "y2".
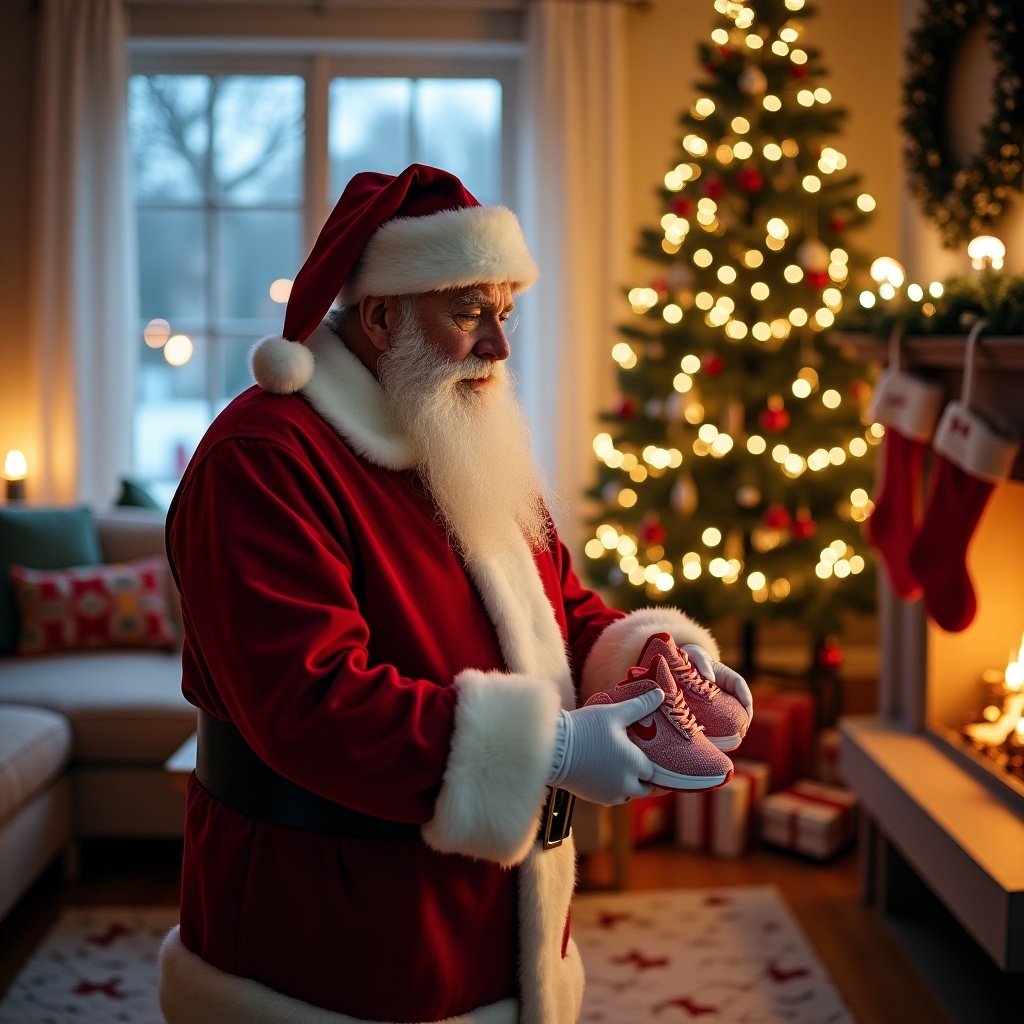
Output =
[{"x1": 129, "y1": 50, "x2": 516, "y2": 496}]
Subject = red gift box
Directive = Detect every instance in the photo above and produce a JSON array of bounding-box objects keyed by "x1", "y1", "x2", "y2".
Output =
[
  {"x1": 630, "y1": 790, "x2": 675, "y2": 845},
  {"x1": 754, "y1": 689, "x2": 816, "y2": 779},
  {"x1": 740, "y1": 705, "x2": 797, "y2": 790}
]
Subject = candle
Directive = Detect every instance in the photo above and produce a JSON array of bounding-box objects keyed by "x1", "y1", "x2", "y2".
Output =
[{"x1": 3, "y1": 450, "x2": 27, "y2": 502}]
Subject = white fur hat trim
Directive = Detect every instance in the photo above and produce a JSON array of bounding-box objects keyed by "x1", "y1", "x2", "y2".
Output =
[{"x1": 340, "y1": 205, "x2": 538, "y2": 305}]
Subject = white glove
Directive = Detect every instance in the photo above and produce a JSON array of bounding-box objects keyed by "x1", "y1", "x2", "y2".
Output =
[
  {"x1": 547, "y1": 691, "x2": 661, "y2": 805},
  {"x1": 681, "y1": 644, "x2": 753, "y2": 725}
]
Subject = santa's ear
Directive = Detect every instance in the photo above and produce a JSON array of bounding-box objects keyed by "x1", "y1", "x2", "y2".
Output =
[{"x1": 360, "y1": 294, "x2": 393, "y2": 352}]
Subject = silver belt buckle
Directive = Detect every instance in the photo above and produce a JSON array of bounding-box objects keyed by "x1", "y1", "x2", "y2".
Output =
[{"x1": 539, "y1": 787, "x2": 575, "y2": 849}]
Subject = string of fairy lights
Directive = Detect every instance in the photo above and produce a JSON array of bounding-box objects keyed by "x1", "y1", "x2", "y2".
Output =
[{"x1": 585, "y1": 0, "x2": 881, "y2": 609}]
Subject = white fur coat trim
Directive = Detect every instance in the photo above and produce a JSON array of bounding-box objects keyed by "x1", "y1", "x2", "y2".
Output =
[
  {"x1": 518, "y1": 841, "x2": 585, "y2": 1024},
  {"x1": 300, "y1": 325, "x2": 415, "y2": 469},
  {"x1": 423, "y1": 668, "x2": 561, "y2": 866},
  {"x1": 580, "y1": 607, "x2": 720, "y2": 700},
  {"x1": 340, "y1": 205, "x2": 538, "y2": 305},
  {"x1": 158, "y1": 928, "x2": 518, "y2": 1024},
  {"x1": 466, "y1": 537, "x2": 575, "y2": 710}
]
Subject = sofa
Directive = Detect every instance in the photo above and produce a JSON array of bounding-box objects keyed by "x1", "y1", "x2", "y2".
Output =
[{"x1": 0, "y1": 507, "x2": 196, "y2": 921}]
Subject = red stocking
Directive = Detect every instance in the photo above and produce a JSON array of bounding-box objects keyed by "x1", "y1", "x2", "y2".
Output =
[
  {"x1": 863, "y1": 369, "x2": 944, "y2": 599},
  {"x1": 866, "y1": 430, "x2": 927, "y2": 599},
  {"x1": 908, "y1": 402, "x2": 1020, "y2": 632}
]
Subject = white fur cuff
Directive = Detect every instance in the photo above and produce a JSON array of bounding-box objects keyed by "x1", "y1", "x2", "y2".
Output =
[
  {"x1": 422, "y1": 669, "x2": 562, "y2": 866},
  {"x1": 580, "y1": 607, "x2": 720, "y2": 700}
]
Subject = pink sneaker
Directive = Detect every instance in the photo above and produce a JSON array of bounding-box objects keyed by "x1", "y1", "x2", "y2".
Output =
[
  {"x1": 584, "y1": 655, "x2": 733, "y2": 791},
  {"x1": 637, "y1": 633, "x2": 749, "y2": 752}
]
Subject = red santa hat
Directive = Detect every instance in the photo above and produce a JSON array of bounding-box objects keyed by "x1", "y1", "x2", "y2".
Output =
[{"x1": 251, "y1": 163, "x2": 538, "y2": 394}]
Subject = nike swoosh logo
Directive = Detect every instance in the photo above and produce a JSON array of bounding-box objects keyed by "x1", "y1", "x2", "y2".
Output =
[{"x1": 629, "y1": 719, "x2": 657, "y2": 742}]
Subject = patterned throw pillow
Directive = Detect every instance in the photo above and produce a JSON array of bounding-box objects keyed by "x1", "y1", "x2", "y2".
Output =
[{"x1": 8, "y1": 557, "x2": 178, "y2": 655}]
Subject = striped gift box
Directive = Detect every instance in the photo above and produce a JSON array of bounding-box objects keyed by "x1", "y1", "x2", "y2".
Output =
[{"x1": 759, "y1": 779, "x2": 858, "y2": 860}]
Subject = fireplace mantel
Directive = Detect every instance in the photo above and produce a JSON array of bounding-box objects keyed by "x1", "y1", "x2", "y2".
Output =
[{"x1": 832, "y1": 331, "x2": 1024, "y2": 481}]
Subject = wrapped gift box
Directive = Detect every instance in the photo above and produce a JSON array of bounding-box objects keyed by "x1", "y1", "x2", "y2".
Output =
[
  {"x1": 759, "y1": 779, "x2": 858, "y2": 860},
  {"x1": 732, "y1": 758, "x2": 771, "y2": 803},
  {"x1": 631, "y1": 790, "x2": 675, "y2": 845},
  {"x1": 740, "y1": 705, "x2": 797, "y2": 790},
  {"x1": 753, "y1": 690, "x2": 816, "y2": 779},
  {"x1": 674, "y1": 761, "x2": 769, "y2": 857}
]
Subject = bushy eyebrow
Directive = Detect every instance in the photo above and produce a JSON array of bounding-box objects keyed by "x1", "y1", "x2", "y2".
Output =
[{"x1": 453, "y1": 292, "x2": 516, "y2": 314}]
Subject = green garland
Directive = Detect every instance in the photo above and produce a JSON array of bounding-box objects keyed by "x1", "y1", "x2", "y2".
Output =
[
  {"x1": 901, "y1": 0, "x2": 1024, "y2": 247},
  {"x1": 839, "y1": 271, "x2": 1024, "y2": 336}
]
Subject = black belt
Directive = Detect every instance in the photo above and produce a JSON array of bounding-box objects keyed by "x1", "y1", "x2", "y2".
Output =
[
  {"x1": 196, "y1": 711, "x2": 420, "y2": 839},
  {"x1": 196, "y1": 710, "x2": 574, "y2": 848}
]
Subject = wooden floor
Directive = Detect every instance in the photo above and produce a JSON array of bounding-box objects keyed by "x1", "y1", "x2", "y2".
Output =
[{"x1": 0, "y1": 835, "x2": 951, "y2": 1023}]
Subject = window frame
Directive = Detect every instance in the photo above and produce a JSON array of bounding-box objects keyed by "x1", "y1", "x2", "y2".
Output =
[{"x1": 128, "y1": 41, "x2": 524, "y2": 485}]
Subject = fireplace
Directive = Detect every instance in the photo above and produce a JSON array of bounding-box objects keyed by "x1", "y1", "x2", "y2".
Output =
[
  {"x1": 927, "y1": 481, "x2": 1024, "y2": 811},
  {"x1": 837, "y1": 333, "x2": 1024, "y2": 1020}
]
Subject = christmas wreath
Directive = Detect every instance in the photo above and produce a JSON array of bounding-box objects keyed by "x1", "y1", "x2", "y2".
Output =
[{"x1": 901, "y1": 0, "x2": 1024, "y2": 248}]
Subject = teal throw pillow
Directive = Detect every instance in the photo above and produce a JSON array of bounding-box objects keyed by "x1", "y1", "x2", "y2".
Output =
[
  {"x1": 0, "y1": 506, "x2": 103, "y2": 655},
  {"x1": 115, "y1": 477, "x2": 161, "y2": 510}
]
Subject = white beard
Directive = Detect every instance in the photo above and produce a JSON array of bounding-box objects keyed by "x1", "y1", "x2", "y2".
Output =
[{"x1": 378, "y1": 308, "x2": 552, "y2": 561}]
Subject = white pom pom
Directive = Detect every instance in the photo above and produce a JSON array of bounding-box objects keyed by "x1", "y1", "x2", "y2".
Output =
[{"x1": 250, "y1": 335, "x2": 315, "y2": 394}]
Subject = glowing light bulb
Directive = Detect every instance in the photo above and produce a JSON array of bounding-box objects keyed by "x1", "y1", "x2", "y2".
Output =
[
  {"x1": 870, "y1": 257, "x2": 906, "y2": 287},
  {"x1": 968, "y1": 235, "x2": 1006, "y2": 271}
]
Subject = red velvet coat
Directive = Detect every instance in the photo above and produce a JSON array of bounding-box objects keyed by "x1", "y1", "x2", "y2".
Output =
[{"x1": 157, "y1": 325, "x2": 718, "y2": 1024}]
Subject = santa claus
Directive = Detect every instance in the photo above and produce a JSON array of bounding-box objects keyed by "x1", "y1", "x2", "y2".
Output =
[{"x1": 158, "y1": 164, "x2": 752, "y2": 1024}]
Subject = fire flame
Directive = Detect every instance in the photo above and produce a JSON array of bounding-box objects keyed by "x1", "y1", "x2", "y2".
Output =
[{"x1": 1005, "y1": 632, "x2": 1024, "y2": 692}]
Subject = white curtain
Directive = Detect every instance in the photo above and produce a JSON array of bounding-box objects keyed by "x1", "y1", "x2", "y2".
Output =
[
  {"x1": 28, "y1": 0, "x2": 136, "y2": 505},
  {"x1": 518, "y1": 0, "x2": 629, "y2": 554}
]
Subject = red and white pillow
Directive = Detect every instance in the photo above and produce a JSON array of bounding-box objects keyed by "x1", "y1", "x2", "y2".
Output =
[{"x1": 8, "y1": 557, "x2": 177, "y2": 655}]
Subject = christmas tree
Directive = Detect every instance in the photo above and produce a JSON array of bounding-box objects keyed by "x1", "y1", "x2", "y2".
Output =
[{"x1": 584, "y1": 0, "x2": 880, "y2": 673}]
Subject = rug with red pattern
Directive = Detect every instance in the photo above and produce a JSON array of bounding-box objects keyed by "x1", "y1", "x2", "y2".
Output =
[
  {"x1": 0, "y1": 888, "x2": 853, "y2": 1022},
  {"x1": 573, "y1": 885, "x2": 855, "y2": 1023}
]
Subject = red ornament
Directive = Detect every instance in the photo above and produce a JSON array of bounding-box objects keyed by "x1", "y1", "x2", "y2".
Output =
[
  {"x1": 651, "y1": 276, "x2": 669, "y2": 296},
  {"x1": 758, "y1": 403, "x2": 791, "y2": 432},
  {"x1": 641, "y1": 520, "x2": 667, "y2": 545},
  {"x1": 701, "y1": 176, "x2": 725, "y2": 200},
  {"x1": 849, "y1": 379, "x2": 870, "y2": 402},
  {"x1": 792, "y1": 512, "x2": 817, "y2": 540},
  {"x1": 735, "y1": 166, "x2": 764, "y2": 193},
  {"x1": 829, "y1": 216, "x2": 847, "y2": 234},
  {"x1": 762, "y1": 505, "x2": 792, "y2": 531},
  {"x1": 615, "y1": 397, "x2": 635, "y2": 420},
  {"x1": 701, "y1": 352, "x2": 725, "y2": 376},
  {"x1": 790, "y1": 64, "x2": 809, "y2": 79},
  {"x1": 816, "y1": 637, "x2": 844, "y2": 669},
  {"x1": 717, "y1": 45, "x2": 735, "y2": 59},
  {"x1": 804, "y1": 269, "x2": 830, "y2": 289},
  {"x1": 671, "y1": 195, "x2": 694, "y2": 217}
]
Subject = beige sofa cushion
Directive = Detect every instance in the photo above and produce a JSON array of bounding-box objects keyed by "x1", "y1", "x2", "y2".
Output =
[
  {"x1": 0, "y1": 705, "x2": 72, "y2": 822},
  {"x1": 0, "y1": 651, "x2": 194, "y2": 765}
]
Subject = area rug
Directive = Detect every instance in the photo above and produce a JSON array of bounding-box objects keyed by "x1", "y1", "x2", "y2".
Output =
[
  {"x1": 573, "y1": 885, "x2": 855, "y2": 1023},
  {"x1": 0, "y1": 888, "x2": 853, "y2": 1022}
]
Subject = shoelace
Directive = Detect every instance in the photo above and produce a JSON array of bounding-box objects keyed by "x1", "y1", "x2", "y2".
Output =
[
  {"x1": 668, "y1": 649, "x2": 718, "y2": 699},
  {"x1": 663, "y1": 688, "x2": 703, "y2": 738}
]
